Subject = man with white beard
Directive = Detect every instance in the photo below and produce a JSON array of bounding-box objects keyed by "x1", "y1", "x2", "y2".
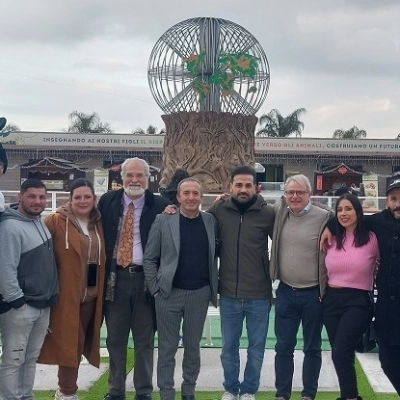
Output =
[{"x1": 98, "y1": 157, "x2": 171, "y2": 400}]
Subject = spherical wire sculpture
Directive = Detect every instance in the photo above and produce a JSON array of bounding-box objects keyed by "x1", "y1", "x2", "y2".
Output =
[{"x1": 148, "y1": 17, "x2": 270, "y2": 116}]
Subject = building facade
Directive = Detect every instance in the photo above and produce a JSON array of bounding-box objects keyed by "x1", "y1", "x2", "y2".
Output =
[{"x1": 2, "y1": 132, "x2": 400, "y2": 199}]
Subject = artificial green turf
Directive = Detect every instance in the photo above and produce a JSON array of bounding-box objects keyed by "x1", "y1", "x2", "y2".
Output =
[
  {"x1": 33, "y1": 350, "x2": 134, "y2": 400},
  {"x1": 32, "y1": 349, "x2": 394, "y2": 400}
]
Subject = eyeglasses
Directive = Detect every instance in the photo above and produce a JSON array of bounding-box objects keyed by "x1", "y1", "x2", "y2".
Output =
[
  {"x1": 124, "y1": 173, "x2": 146, "y2": 179},
  {"x1": 285, "y1": 190, "x2": 310, "y2": 197}
]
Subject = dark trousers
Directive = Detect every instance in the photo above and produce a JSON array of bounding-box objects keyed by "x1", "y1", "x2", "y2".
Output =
[
  {"x1": 104, "y1": 269, "x2": 156, "y2": 396},
  {"x1": 155, "y1": 286, "x2": 210, "y2": 400},
  {"x1": 322, "y1": 287, "x2": 372, "y2": 399},
  {"x1": 58, "y1": 300, "x2": 96, "y2": 395},
  {"x1": 274, "y1": 282, "x2": 322, "y2": 400},
  {"x1": 378, "y1": 338, "x2": 400, "y2": 395}
]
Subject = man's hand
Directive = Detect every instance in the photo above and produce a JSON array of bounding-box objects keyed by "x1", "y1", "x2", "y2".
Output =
[
  {"x1": 163, "y1": 204, "x2": 177, "y2": 214},
  {"x1": 214, "y1": 193, "x2": 229, "y2": 203},
  {"x1": 320, "y1": 227, "x2": 332, "y2": 251}
]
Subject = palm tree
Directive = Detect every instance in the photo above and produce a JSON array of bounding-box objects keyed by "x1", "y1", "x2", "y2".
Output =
[
  {"x1": 132, "y1": 125, "x2": 166, "y2": 135},
  {"x1": 256, "y1": 108, "x2": 306, "y2": 137},
  {"x1": 332, "y1": 126, "x2": 367, "y2": 139},
  {"x1": 68, "y1": 111, "x2": 113, "y2": 134}
]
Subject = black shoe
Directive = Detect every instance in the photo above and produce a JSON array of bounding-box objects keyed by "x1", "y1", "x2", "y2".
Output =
[
  {"x1": 135, "y1": 395, "x2": 153, "y2": 400},
  {"x1": 182, "y1": 396, "x2": 196, "y2": 400},
  {"x1": 103, "y1": 394, "x2": 126, "y2": 400}
]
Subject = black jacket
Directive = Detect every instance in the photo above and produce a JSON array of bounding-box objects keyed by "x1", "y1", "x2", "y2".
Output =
[
  {"x1": 207, "y1": 194, "x2": 275, "y2": 299},
  {"x1": 367, "y1": 210, "x2": 400, "y2": 345},
  {"x1": 97, "y1": 189, "x2": 171, "y2": 277}
]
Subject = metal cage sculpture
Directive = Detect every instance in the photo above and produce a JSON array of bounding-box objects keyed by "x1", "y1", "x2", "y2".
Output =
[{"x1": 148, "y1": 17, "x2": 270, "y2": 115}]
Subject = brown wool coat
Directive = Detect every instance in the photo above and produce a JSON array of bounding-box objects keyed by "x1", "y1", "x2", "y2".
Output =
[{"x1": 38, "y1": 208, "x2": 106, "y2": 368}]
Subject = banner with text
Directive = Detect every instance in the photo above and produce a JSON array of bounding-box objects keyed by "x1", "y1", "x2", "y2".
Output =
[{"x1": 2, "y1": 132, "x2": 400, "y2": 155}]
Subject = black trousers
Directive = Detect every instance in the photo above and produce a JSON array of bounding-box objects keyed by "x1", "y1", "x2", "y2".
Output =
[
  {"x1": 322, "y1": 287, "x2": 373, "y2": 399},
  {"x1": 104, "y1": 269, "x2": 156, "y2": 396},
  {"x1": 378, "y1": 338, "x2": 400, "y2": 395}
]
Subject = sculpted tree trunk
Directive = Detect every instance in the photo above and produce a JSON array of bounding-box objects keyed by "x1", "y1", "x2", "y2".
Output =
[{"x1": 161, "y1": 111, "x2": 257, "y2": 192}]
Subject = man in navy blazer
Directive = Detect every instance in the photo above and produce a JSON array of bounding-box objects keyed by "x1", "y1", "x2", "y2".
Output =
[
  {"x1": 143, "y1": 178, "x2": 219, "y2": 400},
  {"x1": 98, "y1": 158, "x2": 171, "y2": 400}
]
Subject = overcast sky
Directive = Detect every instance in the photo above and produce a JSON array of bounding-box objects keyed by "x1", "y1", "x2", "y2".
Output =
[{"x1": 1, "y1": 0, "x2": 399, "y2": 139}]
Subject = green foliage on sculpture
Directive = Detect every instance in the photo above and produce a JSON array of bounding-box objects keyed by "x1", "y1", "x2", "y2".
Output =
[
  {"x1": 184, "y1": 51, "x2": 260, "y2": 97},
  {"x1": 184, "y1": 51, "x2": 206, "y2": 76},
  {"x1": 192, "y1": 80, "x2": 211, "y2": 99},
  {"x1": 218, "y1": 53, "x2": 259, "y2": 79},
  {"x1": 209, "y1": 72, "x2": 235, "y2": 95}
]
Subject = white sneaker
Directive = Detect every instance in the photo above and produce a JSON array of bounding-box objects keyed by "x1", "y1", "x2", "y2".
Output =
[
  {"x1": 222, "y1": 392, "x2": 238, "y2": 400},
  {"x1": 239, "y1": 394, "x2": 255, "y2": 400},
  {"x1": 55, "y1": 389, "x2": 79, "y2": 400}
]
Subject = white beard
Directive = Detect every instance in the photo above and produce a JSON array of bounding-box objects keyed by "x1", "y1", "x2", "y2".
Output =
[{"x1": 124, "y1": 185, "x2": 145, "y2": 197}]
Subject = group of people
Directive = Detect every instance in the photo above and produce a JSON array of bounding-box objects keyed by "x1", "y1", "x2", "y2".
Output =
[
  {"x1": 0, "y1": 156, "x2": 399, "y2": 400},
  {"x1": 0, "y1": 157, "x2": 172, "y2": 400}
]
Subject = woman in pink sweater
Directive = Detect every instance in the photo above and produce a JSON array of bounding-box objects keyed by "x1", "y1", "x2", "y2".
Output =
[{"x1": 322, "y1": 193, "x2": 379, "y2": 400}]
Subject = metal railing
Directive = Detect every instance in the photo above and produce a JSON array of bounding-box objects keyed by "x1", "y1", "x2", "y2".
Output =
[{"x1": 2, "y1": 191, "x2": 69, "y2": 214}]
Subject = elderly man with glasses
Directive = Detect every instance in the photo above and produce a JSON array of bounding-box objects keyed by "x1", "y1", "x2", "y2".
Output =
[{"x1": 270, "y1": 174, "x2": 332, "y2": 400}]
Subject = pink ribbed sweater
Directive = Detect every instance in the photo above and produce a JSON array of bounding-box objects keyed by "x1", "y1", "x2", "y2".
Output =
[{"x1": 325, "y1": 231, "x2": 379, "y2": 290}]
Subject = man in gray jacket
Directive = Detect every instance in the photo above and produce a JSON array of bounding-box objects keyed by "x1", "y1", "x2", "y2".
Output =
[
  {"x1": 0, "y1": 179, "x2": 58, "y2": 400},
  {"x1": 270, "y1": 174, "x2": 331, "y2": 400},
  {"x1": 208, "y1": 165, "x2": 275, "y2": 400},
  {"x1": 144, "y1": 178, "x2": 219, "y2": 400}
]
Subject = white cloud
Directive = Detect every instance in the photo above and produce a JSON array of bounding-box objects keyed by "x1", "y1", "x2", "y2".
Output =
[{"x1": 1, "y1": 0, "x2": 400, "y2": 139}]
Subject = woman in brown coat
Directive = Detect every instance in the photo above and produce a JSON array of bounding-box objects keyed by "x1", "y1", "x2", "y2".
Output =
[{"x1": 39, "y1": 178, "x2": 106, "y2": 400}]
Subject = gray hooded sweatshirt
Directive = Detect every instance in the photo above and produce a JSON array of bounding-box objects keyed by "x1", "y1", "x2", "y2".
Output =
[{"x1": 0, "y1": 208, "x2": 58, "y2": 313}]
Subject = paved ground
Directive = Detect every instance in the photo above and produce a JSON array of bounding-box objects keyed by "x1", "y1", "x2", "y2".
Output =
[{"x1": 34, "y1": 349, "x2": 396, "y2": 394}]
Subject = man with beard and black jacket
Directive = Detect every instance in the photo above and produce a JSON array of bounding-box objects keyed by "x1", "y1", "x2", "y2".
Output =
[{"x1": 207, "y1": 165, "x2": 275, "y2": 400}]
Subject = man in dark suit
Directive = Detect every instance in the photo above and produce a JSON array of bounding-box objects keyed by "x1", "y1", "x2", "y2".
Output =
[
  {"x1": 98, "y1": 157, "x2": 171, "y2": 400},
  {"x1": 143, "y1": 178, "x2": 219, "y2": 400}
]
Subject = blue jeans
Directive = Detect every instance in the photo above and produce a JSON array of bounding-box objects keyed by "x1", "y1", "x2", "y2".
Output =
[
  {"x1": 0, "y1": 305, "x2": 50, "y2": 400},
  {"x1": 220, "y1": 296, "x2": 271, "y2": 395},
  {"x1": 274, "y1": 282, "x2": 322, "y2": 400}
]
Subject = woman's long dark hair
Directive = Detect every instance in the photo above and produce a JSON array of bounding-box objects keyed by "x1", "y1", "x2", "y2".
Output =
[
  {"x1": 335, "y1": 192, "x2": 370, "y2": 250},
  {"x1": 70, "y1": 178, "x2": 100, "y2": 229}
]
